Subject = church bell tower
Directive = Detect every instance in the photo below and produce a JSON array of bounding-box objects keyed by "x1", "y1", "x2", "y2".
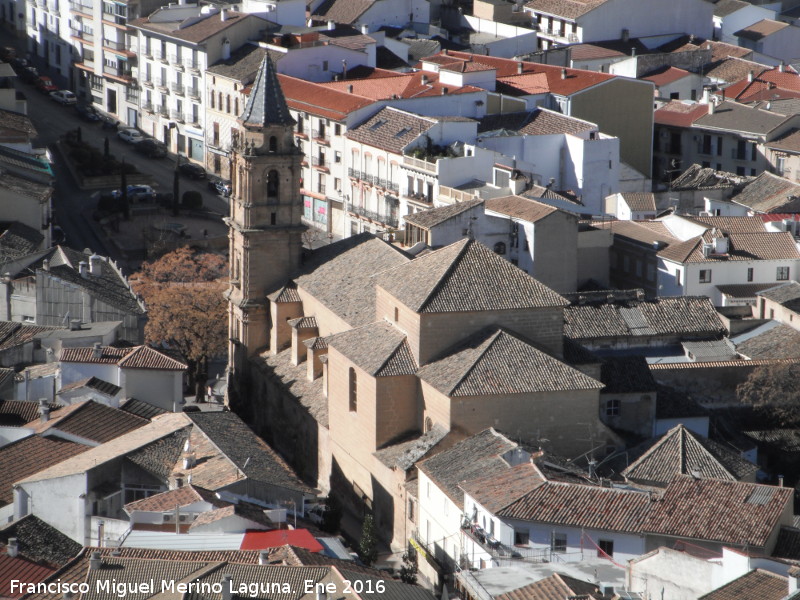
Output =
[{"x1": 226, "y1": 55, "x2": 304, "y2": 362}]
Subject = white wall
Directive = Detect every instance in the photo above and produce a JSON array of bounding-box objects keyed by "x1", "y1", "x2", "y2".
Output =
[
  {"x1": 122, "y1": 369, "x2": 183, "y2": 412},
  {"x1": 628, "y1": 547, "x2": 721, "y2": 600},
  {"x1": 0, "y1": 427, "x2": 34, "y2": 449},
  {"x1": 16, "y1": 473, "x2": 88, "y2": 544},
  {"x1": 274, "y1": 45, "x2": 374, "y2": 82},
  {"x1": 579, "y1": 0, "x2": 713, "y2": 42},
  {"x1": 716, "y1": 4, "x2": 776, "y2": 44},
  {"x1": 416, "y1": 472, "x2": 465, "y2": 567}
]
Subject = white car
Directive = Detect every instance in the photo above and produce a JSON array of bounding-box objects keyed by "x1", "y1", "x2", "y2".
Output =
[
  {"x1": 118, "y1": 128, "x2": 144, "y2": 144},
  {"x1": 49, "y1": 90, "x2": 77, "y2": 105}
]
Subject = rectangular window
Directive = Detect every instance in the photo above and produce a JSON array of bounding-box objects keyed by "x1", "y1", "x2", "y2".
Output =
[
  {"x1": 598, "y1": 539, "x2": 614, "y2": 558},
  {"x1": 408, "y1": 499, "x2": 415, "y2": 523},
  {"x1": 334, "y1": 123, "x2": 342, "y2": 136},
  {"x1": 551, "y1": 532, "x2": 567, "y2": 553},
  {"x1": 699, "y1": 269, "x2": 712, "y2": 283},
  {"x1": 676, "y1": 269, "x2": 682, "y2": 286},
  {"x1": 778, "y1": 266, "x2": 790, "y2": 281},
  {"x1": 514, "y1": 529, "x2": 530, "y2": 546},
  {"x1": 605, "y1": 398, "x2": 620, "y2": 416},
  {"x1": 717, "y1": 136, "x2": 722, "y2": 156},
  {"x1": 747, "y1": 268, "x2": 754, "y2": 282}
]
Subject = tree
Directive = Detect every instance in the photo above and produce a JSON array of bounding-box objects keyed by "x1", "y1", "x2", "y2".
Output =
[
  {"x1": 131, "y1": 247, "x2": 228, "y2": 401},
  {"x1": 737, "y1": 363, "x2": 800, "y2": 426},
  {"x1": 358, "y1": 513, "x2": 379, "y2": 567},
  {"x1": 399, "y1": 550, "x2": 418, "y2": 585}
]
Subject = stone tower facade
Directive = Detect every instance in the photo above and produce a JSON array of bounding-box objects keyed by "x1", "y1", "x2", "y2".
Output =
[{"x1": 226, "y1": 56, "x2": 304, "y2": 366}]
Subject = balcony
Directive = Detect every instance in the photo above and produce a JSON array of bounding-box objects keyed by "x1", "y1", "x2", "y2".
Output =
[
  {"x1": 103, "y1": 39, "x2": 135, "y2": 57},
  {"x1": 311, "y1": 156, "x2": 327, "y2": 169},
  {"x1": 68, "y1": 0, "x2": 92, "y2": 14},
  {"x1": 155, "y1": 78, "x2": 168, "y2": 91},
  {"x1": 156, "y1": 106, "x2": 169, "y2": 118},
  {"x1": 70, "y1": 28, "x2": 94, "y2": 43},
  {"x1": 183, "y1": 58, "x2": 200, "y2": 72},
  {"x1": 346, "y1": 202, "x2": 399, "y2": 229},
  {"x1": 402, "y1": 154, "x2": 437, "y2": 173},
  {"x1": 404, "y1": 191, "x2": 432, "y2": 206},
  {"x1": 102, "y1": 13, "x2": 128, "y2": 28},
  {"x1": 347, "y1": 167, "x2": 362, "y2": 179},
  {"x1": 312, "y1": 129, "x2": 329, "y2": 144},
  {"x1": 462, "y1": 523, "x2": 554, "y2": 564},
  {"x1": 171, "y1": 83, "x2": 184, "y2": 96},
  {"x1": 187, "y1": 87, "x2": 200, "y2": 100},
  {"x1": 103, "y1": 64, "x2": 133, "y2": 81},
  {"x1": 170, "y1": 109, "x2": 185, "y2": 122},
  {"x1": 169, "y1": 55, "x2": 184, "y2": 69},
  {"x1": 142, "y1": 101, "x2": 154, "y2": 113},
  {"x1": 142, "y1": 76, "x2": 153, "y2": 87}
]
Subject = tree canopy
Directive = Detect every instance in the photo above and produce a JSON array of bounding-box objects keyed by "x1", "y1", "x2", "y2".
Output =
[{"x1": 737, "y1": 362, "x2": 800, "y2": 427}]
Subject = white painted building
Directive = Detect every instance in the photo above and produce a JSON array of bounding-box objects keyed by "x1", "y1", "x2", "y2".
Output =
[
  {"x1": 713, "y1": 0, "x2": 776, "y2": 45},
  {"x1": 735, "y1": 19, "x2": 800, "y2": 64}
]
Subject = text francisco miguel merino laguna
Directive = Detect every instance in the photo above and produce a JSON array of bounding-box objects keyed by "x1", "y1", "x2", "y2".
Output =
[{"x1": 11, "y1": 577, "x2": 387, "y2": 597}]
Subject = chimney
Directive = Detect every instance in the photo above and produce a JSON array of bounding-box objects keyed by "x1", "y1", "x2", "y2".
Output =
[
  {"x1": 780, "y1": 474, "x2": 785, "y2": 487},
  {"x1": 7, "y1": 538, "x2": 18, "y2": 558},
  {"x1": 561, "y1": 68, "x2": 567, "y2": 79},
  {"x1": 259, "y1": 550, "x2": 270, "y2": 565},
  {"x1": 621, "y1": 28, "x2": 629, "y2": 42},
  {"x1": 89, "y1": 254, "x2": 101, "y2": 276},
  {"x1": 347, "y1": 84, "x2": 353, "y2": 93},
  {"x1": 708, "y1": 102, "x2": 715, "y2": 115},
  {"x1": 517, "y1": 61, "x2": 523, "y2": 74},
  {"x1": 780, "y1": 62, "x2": 785, "y2": 72},
  {"x1": 89, "y1": 551, "x2": 102, "y2": 571},
  {"x1": 78, "y1": 261, "x2": 88, "y2": 278},
  {"x1": 221, "y1": 39, "x2": 231, "y2": 61},
  {"x1": 42, "y1": 259, "x2": 49, "y2": 272},
  {"x1": 221, "y1": 575, "x2": 233, "y2": 600},
  {"x1": 327, "y1": 20, "x2": 334, "y2": 30},
  {"x1": 220, "y1": 8, "x2": 227, "y2": 21},
  {"x1": 92, "y1": 342, "x2": 102, "y2": 359},
  {"x1": 747, "y1": 70, "x2": 753, "y2": 82},
  {"x1": 38, "y1": 398, "x2": 50, "y2": 423},
  {"x1": 69, "y1": 319, "x2": 81, "y2": 331},
  {"x1": 361, "y1": 24, "x2": 368, "y2": 34},
  {"x1": 421, "y1": 74, "x2": 429, "y2": 84}
]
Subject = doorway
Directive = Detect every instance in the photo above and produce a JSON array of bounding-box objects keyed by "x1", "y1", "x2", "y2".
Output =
[{"x1": 107, "y1": 88, "x2": 117, "y2": 114}]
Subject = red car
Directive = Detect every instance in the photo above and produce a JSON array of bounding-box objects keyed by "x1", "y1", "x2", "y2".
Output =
[{"x1": 35, "y1": 76, "x2": 57, "y2": 93}]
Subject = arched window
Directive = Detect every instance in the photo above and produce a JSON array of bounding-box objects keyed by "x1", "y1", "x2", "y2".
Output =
[
  {"x1": 267, "y1": 170, "x2": 279, "y2": 199},
  {"x1": 494, "y1": 242, "x2": 506, "y2": 255},
  {"x1": 348, "y1": 367, "x2": 357, "y2": 412},
  {"x1": 424, "y1": 417, "x2": 433, "y2": 433},
  {"x1": 269, "y1": 136, "x2": 277, "y2": 153}
]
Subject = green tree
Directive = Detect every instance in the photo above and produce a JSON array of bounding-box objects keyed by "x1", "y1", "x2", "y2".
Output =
[
  {"x1": 131, "y1": 247, "x2": 228, "y2": 400},
  {"x1": 737, "y1": 363, "x2": 800, "y2": 426},
  {"x1": 399, "y1": 550, "x2": 418, "y2": 585},
  {"x1": 358, "y1": 513, "x2": 379, "y2": 567}
]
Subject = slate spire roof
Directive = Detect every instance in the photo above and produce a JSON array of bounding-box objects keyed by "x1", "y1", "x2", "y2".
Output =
[
  {"x1": 239, "y1": 54, "x2": 295, "y2": 128},
  {"x1": 376, "y1": 238, "x2": 567, "y2": 313}
]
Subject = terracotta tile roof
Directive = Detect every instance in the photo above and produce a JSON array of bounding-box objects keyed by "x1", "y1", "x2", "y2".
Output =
[
  {"x1": 25, "y1": 400, "x2": 148, "y2": 443},
  {"x1": 0, "y1": 553, "x2": 55, "y2": 598},
  {"x1": 460, "y1": 463, "x2": 547, "y2": 514},
  {"x1": 654, "y1": 101, "x2": 709, "y2": 127},
  {"x1": 498, "y1": 480, "x2": 652, "y2": 532},
  {"x1": 717, "y1": 282, "x2": 778, "y2": 299},
  {"x1": 564, "y1": 295, "x2": 725, "y2": 340},
  {"x1": 622, "y1": 425, "x2": 757, "y2": 486},
  {"x1": 699, "y1": 569, "x2": 788, "y2": 600},
  {"x1": 267, "y1": 283, "x2": 302, "y2": 303},
  {"x1": 279, "y1": 74, "x2": 374, "y2": 121},
  {"x1": 620, "y1": 192, "x2": 656, "y2": 212},
  {"x1": 773, "y1": 526, "x2": 800, "y2": 560},
  {"x1": 263, "y1": 347, "x2": 327, "y2": 427},
  {"x1": 373, "y1": 424, "x2": 449, "y2": 471},
  {"x1": 706, "y1": 56, "x2": 764, "y2": 83},
  {"x1": 59, "y1": 345, "x2": 187, "y2": 370},
  {"x1": 321, "y1": 67, "x2": 482, "y2": 100},
  {"x1": 417, "y1": 328, "x2": 604, "y2": 396},
  {"x1": 58, "y1": 376, "x2": 121, "y2": 397},
  {"x1": 496, "y1": 572, "x2": 604, "y2": 600},
  {"x1": 735, "y1": 19, "x2": 790, "y2": 41},
  {"x1": 524, "y1": 0, "x2": 606, "y2": 19},
  {"x1": 694, "y1": 100, "x2": 789, "y2": 135},
  {"x1": 0, "y1": 436, "x2": 88, "y2": 506},
  {"x1": 188, "y1": 412, "x2": 314, "y2": 494},
  {"x1": 644, "y1": 475, "x2": 792, "y2": 547},
  {"x1": 723, "y1": 68, "x2": 800, "y2": 103},
  {"x1": 119, "y1": 398, "x2": 169, "y2": 420},
  {"x1": 312, "y1": 0, "x2": 375, "y2": 24},
  {"x1": 592, "y1": 220, "x2": 678, "y2": 246},
  {"x1": 643, "y1": 66, "x2": 692, "y2": 87},
  {"x1": 347, "y1": 107, "x2": 437, "y2": 153},
  {"x1": 766, "y1": 128, "x2": 800, "y2": 153},
  {"x1": 0, "y1": 515, "x2": 81, "y2": 567},
  {"x1": 600, "y1": 356, "x2": 656, "y2": 393},
  {"x1": 0, "y1": 321, "x2": 59, "y2": 352},
  {"x1": 758, "y1": 280, "x2": 800, "y2": 306},
  {"x1": 670, "y1": 163, "x2": 748, "y2": 190},
  {"x1": 294, "y1": 233, "x2": 409, "y2": 327},
  {"x1": 129, "y1": 11, "x2": 263, "y2": 44},
  {"x1": 688, "y1": 215, "x2": 768, "y2": 233},
  {"x1": 0, "y1": 399, "x2": 56, "y2": 426},
  {"x1": 737, "y1": 324, "x2": 800, "y2": 359},
  {"x1": 418, "y1": 428, "x2": 518, "y2": 509},
  {"x1": 327, "y1": 321, "x2": 417, "y2": 376},
  {"x1": 478, "y1": 109, "x2": 595, "y2": 136},
  {"x1": 485, "y1": 195, "x2": 562, "y2": 222},
  {"x1": 731, "y1": 171, "x2": 800, "y2": 213},
  {"x1": 657, "y1": 231, "x2": 800, "y2": 263},
  {"x1": 568, "y1": 43, "x2": 626, "y2": 61},
  {"x1": 404, "y1": 198, "x2": 484, "y2": 229},
  {"x1": 124, "y1": 485, "x2": 225, "y2": 513},
  {"x1": 649, "y1": 357, "x2": 800, "y2": 370},
  {"x1": 714, "y1": 0, "x2": 749, "y2": 17},
  {"x1": 376, "y1": 238, "x2": 567, "y2": 313}
]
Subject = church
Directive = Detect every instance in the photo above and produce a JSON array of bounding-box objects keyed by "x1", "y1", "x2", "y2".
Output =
[{"x1": 225, "y1": 56, "x2": 620, "y2": 550}]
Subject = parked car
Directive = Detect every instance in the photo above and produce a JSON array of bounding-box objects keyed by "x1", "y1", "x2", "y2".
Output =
[
  {"x1": 34, "y1": 76, "x2": 57, "y2": 93},
  {"x1": 207, "y1": 176, "x2": 232, "y2": 197},
  {"x1": 178, "y1": 162, "x2": 206, "y2": 179},
  {"x1": 134, "y1": 138, "x2": 167, "y2": 158},
  {"x1": 17, "y1": 66, "x2": 38, "y2": 83},
  {"x1": 111, "y1": 185, "x2": 157, "y2": 202},
  {"x1": 75, "y1": 103, "x2": 101, "y2": 122},
  {"x1": 50, "y1": 90, "x2": 77, "y2": 105},
  {"x1": 117, "y1": 127, "x2": 143, "y2": 143}
]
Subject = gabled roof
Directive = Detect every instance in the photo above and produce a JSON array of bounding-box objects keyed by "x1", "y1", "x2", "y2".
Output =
[
  {"x1": 294, "y1": 233, "x2": 409, "y2": 327},
  {"x1": 758, "y1": 280, "x2": 800, "y2": 306},
  {"x1": 187, "y1": 412, "x2": 313, "y2": 494},
  {"x1": 688, "y1": 215, "x2": 768, "y2": 234},
  {"x1": 592, "y1": 220, "x2": 678, "y2": 246},
  {"x1": 524, "y1": 0, "x2": 606, "y2": 20},
  {"x1": 417, "y1": 328, "x2": 603, "y2": 396},
  {"x1": 619, "y1": 192, "x2": 656, "y2": 213},
  {"x1": 0, "y1": 552, "x2": 55, "y2": 599},
  {"x1": 0, "y1": 515, "x2": 82, "y2": 567},
  {"x1": 327, "y1": 321, "x2": 417, "y2": 376},
  {"x1": 699, "y1": 569, "x2": 788, "y2": 600},
  {"x1": 312, "y1": 0, "x2": 375, "y2": 24},
  {"x1": 0, "y1": 399, "x2": 57, "y2": 426},
  {"x1": 657, "y1": 231, "x2": 800, "y2": 263},
  {"x1": 738, "y1": 323, "x2": 800, "y2": 360},
  {"x1": 735, "y1": 19, "x2": 789, "y2": 41},
  {"x1": 119, "y1": 398, "x2": 169, "y2": 420},
  {"x1": 694, "y1": 100, "x2": 789, "y2": 136},
  {"x1": 239, "y1": 54, "x2": 295, "y2": 128},
  {"x1": 485, "y1": 195, "x2": 565, "y2": 222},
  {"x1": 0, "y1": 222, "x2": 44, "y2": 264},
  {"x1": 404, "y1": 199, "x2": 484, "y2": 229},
  {"x1": 124, "y1": 485, "x2": 226, "y2": 513},
  {"x1": 417, "y1": 428, "x2": 518, "y2": 509},
  {"x1": 564, "y1": 295, "x2": 726, "y2": 340},
  {"x1": 460, "y1": 462, "x2": 547, "y2": 514},
  {"x1": 0, "y1": 436, "x2": 88, "y2": 506},
  {"x1": 25, "y1": 400, "x2": 148, "y2": 444},
  {"x1": 478, "y1": 109, "x2": 596, "y2": 136},
  {"x1": 58, "y1": 376, "x2": 121, "y2": 397},
  {"x1": 347, "y1": 107, "x2": 437, "y2": 154},
  {"x1": 279, "y1": 74, "x2": 374, "y2": 121},
  {"x1": 497, "y1": 480, "x2": 652, "y2": 533},
  {"x1": 643, "y1": 66, "x2": 693, "y2": 87},
  {"x1": 706, "y1": 56, "x2": 764, "y2": 83},
  {"x1": 376, "y1": 238, "x2": 567, "y2": 313},
  {"x1": 714, "y1": 0, "x2": 749, "y2": 17},
  {"x1": 643, "y1": 475, "x2": 792, "y2": 548},
  {"x1": 622, "y1": 425, "x2": 758, "y2": 486},
  {"x1": 320, "y1": 67, "x2": 482, "y2": 100},
  {"x1": 654, "y1": 101, "x2": 709, "y2": 128},
  {"x1": 496, "y1": 572, "x2": 605, "y2": 600},
  {"x1": 129, "y1": 10, "x2": 264, "y2": 44},
  {"x1": 731, "y1": 171, "x2": 800, "y2": 213},
  {"x1": 59, "y1": 345, "x2": 187, "y2": 371}
]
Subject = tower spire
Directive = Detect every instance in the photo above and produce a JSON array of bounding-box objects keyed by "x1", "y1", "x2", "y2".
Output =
[{"x1": 239, "y1": 54, "x2": 295, "y2": 128}]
